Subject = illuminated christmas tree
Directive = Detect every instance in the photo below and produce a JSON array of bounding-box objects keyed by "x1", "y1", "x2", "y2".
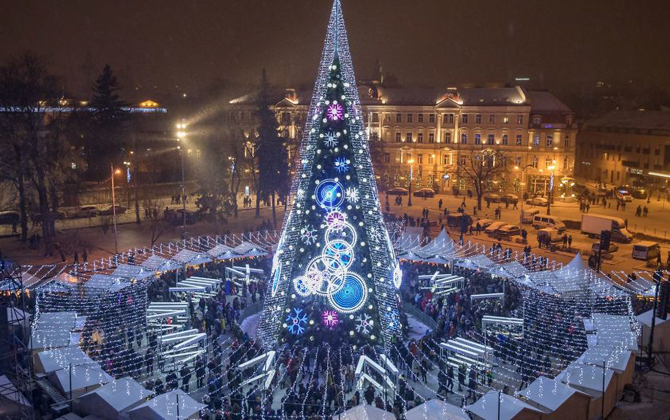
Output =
[{"x1": 259, "y1": 0, "x2": 402, "y2": 350}]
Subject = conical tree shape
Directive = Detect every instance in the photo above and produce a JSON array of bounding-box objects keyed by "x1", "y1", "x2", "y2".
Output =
[{"x1": 259, "y1": 0, "x2": 402, "y2": 350}]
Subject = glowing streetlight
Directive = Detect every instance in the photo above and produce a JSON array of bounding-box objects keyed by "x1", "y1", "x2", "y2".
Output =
[
  {"x1": 407, "y1": 158, "x2": 415, "y2": 207},
  {"x1": 175, "y1": 120, "x2": 188, "y2": 238}
]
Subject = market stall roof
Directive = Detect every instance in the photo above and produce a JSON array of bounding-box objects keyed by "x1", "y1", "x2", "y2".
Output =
[
  {"x1": 465, "y1": 390, "x2": 542, "y2": 420},
  {"x1": 112, "y1": 264, "x2": 154, "y2": 280},
  {"x1": 406, "y1": 399, "x2": 469, "y2": 420},
  {"x1": 340, "y1": 404, "x2": 396, "y2": 420},
  {"x1": 415, "y1": 229, "x2": 454, "y2": 259},
  {"x1": 207, "y1": 244, "x2": 234, "y2": 259},
  {"x1": 78, "y1": 377, "x2": 154, "y2": 418},
  {"x1": 578, "y1": 344, "x2": 632, "y2": 372},
  {"x1": 636, "y1": 309, "x2": 670, "y2": 328},
  {"x1": 36, "y1": 347, "x2": 93, "y2": 374},
  {"x1": 6, "y1": 306, "x2": 30, "y2": 326},
  {"x1": 497, "y1": 261, "x2": 529, "y2": 279},
  {"x1": 591, "y1": 313, "x2": 638, "y2": 351},
  {"x1": 232, "y1": 241, "x2": 267, "y2": 257},
  {"x1": 394, "y1": 227, "x2": 424, "y2": 254},
  {"x1": 558, "y1": 362, "x2": 614, "y2": 398},
  {"x1": 517, "y1": 376, "x2": 580, "y2": 412},
  {"x1": 172, "y1": 249, "x2": 212, "y2": 265},
  {"x1": 85, "y1": 274, "x2": 129, "y2": 294},
  {"x1": 29, "y1": 311, "x2": 79, "y2": 350},
  {"x1": 51, "y1": 364, "x2": 112, "y2": 395},
  {"x1": 141, "y1": 255, "x2": 179, "y2": 272},
  {"x1": 128, "y1": 389, "x2": 205, "y2": 420},
  {"x1": 468, "y1": 254, "x2": 496, "y2": 270}
]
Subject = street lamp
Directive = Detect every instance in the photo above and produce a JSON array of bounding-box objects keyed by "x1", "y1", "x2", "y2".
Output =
[
  {"x1": 407, "y1": 158, "x2": 415, "y2": 206},
  {"x1": 514, "y1": 164, "x2": 534, "y2": 227},
  {"x1": 110, "y1": 166, "x2": 122, "y2": 256},
  {"x1": 547, "y1": 164, "x2": 556, "y2": 216},
  {"x1": 176, "y1": 121, "x2": 188, "y2": 239}
]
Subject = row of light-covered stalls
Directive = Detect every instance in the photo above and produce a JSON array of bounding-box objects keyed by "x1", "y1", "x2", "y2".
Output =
[
  {"x1": 20, "y1": 232, "x2": 277, "y2": 417},
  {"x1": 393, "y1": 228, "x2": 648, "y2": 420}
]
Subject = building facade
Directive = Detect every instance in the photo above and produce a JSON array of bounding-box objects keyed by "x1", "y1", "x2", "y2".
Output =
[
  {"x1": 575, "y1": 110, "x2": 670, "y2": 187},
  {"x1": 226, "y1": 85, "x2": 577, "y2": 195}
]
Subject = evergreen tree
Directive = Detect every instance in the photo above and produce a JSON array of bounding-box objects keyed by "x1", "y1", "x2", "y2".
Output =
[
  {"x1": 87, "y1": 64, "x2": 127, "y2": 179},
  {"x1": 255, "y1": 69, "x2": 289, "y2": 226}
]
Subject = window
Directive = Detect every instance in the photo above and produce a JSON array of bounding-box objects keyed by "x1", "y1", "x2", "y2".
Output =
[
  {"x1": 516, "y1": 134, "x2": 523, "y2": 146},
  {"x1": 461, "y1": 114, "x2": 469, "y2": 124},
  {"x1": 428, "y1": 133, "x2": 435, "y2": 143},
  {"x1": 416, "y1": 154, "x2": 423, "y2": 164},
  {"x1": 474, "y1": 134, "x2": 481, "y2": 145},
  {"x1": 428, "y1": 154, "x2": 434, "y2": 164},
  {"x1": 395, "y1": 132, "x2": 401, "y2": 143},
  {"x1": 563, "y1": 156, "x2": 568, "y2": 169},
  {"x1": 459, "y1": 156, "x2": 467, "y2": 166},
  {"x1": 406, "y1": 133, "x2": 412, "y2": 143},
  {"x1": 487, "y1": 134, "x2": 495, "y2": 145},
  {"x1": 442, "y1": 154, "x2": 451, "y2": 165},
  {"x1": 514, "y1": 156, "x2": 522, "y2": 166},
  {"x1": 429, "y1": 114, "x2": 435, "y2": 123},
  {"x1": 445, "y1": 133, "x2": 452, "y2": 144},
  {"x1": 503, "y1": 116, "x2": 509, "y2": 124},
  {"x1": 489, "y1": 114, "x2": 496, "y2": 124},
  {"x1": 461, "y1": 133, "x2": 468, "y2": 144},
  {"x1": 545, "y1": 157, "x2": 553, "y2": 168},
  {"x1": 533, "y1": 134, "x2": 540, "y2": 146},
  {"x1": 384, "y1": 153, "x2": 390, "y2": 163},
  {"x1": 396, "y1": 113, "x2": 401, "y2": 123},
  {"x1": 444, "y1": 114, "x2": 454, "y2": 124},
  {"x1": 563, "y1": 135, "x2": 570, "y2": 147},
  {"x1": 418, "y1": 114, "x2": 424, "y2": 123},
  {"x1": 407, "y1": 114, "x2": 413, "y2": 123},
  {"x1": 475, "y1": 114, "x2": 482, "y2": 124},
  {"x1": 546, "y1": 135, "x2": 553, "y2": 147},
  {"x1": 417, "y1": 133, "x2": 424, "y2": 143},
  {"x1": 533, "y1": 116, "x2": 541, "y2": 125},
  {"x1": 531, "y1": 156, "x2": 538, "y2": 168},
  {"x1": 502, "y1": 134, "x2": 508, "y2": 145},
  {"x1": 370, "y1": 131, "x2": 379, "y2": 141},
  {"x1": 517, "y1": 115, "x2": 524, "y2": 125}
]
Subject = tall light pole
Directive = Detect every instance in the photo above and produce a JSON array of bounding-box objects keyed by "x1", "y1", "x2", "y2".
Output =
[
  {"x1": 110, "y1": 165, "x2": 122, "y2": 255},
  {"x1": 547, "y1": 164, "x2": 556, "y2": 216},
  {"x1": 407, "y1": 158, "x2": 414, "y2": 207},
  {"x1": 515, "y1": 164, "x2": 534, "y2": 227},
  {"x1": 176, "y1": 122, "x2": 188, "y2": 240}
]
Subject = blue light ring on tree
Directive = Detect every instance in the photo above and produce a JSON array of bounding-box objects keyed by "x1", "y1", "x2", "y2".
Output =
[
  {"x1": 328, "y1": 272, "x2": 368, "y2": 313},
  {"x1": 315, "y1": 179, "x2": 344, "y2": 209}
]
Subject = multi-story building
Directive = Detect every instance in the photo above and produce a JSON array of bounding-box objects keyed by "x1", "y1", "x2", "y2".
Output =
[
  {"x1": 575, "y1": 110, "x2": 670, "y2": 187},
  {"x1": 225, "y1": 85, "x2": 576, "y2": 195}
]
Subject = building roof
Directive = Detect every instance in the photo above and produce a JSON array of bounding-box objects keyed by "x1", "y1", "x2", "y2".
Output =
[
  {"x1": 458, "y1": 86, "x2": 527, "y2": 106},
  {"x1": 584, "y1": 110, "x2": 670, "y2": 135},
  {"x1": 526, "y1": 91, "x2": 572, "y2": 113},
  {"x1": 371, "y1": 87, "x2": 449, "y2": 106}
]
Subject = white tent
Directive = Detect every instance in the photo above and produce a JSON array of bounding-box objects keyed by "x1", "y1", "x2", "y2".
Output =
[
  {"x1": 406, "y1": 399, "x2": 469, "y2": 420},
  {"x1": 558, "y1": 363, "x2": 614, "y2": 398},
  {"x1": 85, "y1": 275, "x2": 129, "y2": 295},
  {"x1": 35, "y1": 347, "x2": 93, "y2": 374},
  {"x1": 340, "y1": 404, "x2": 396, "y2": 420},
  {"x1": 207, "y1": 244, "x2": 235, "y2": 259},
  {"x1": 141, "y1": 255, "x2": 179, "y2": 272},
  {"x1": 465, "y1": 390, "x2": 542, "y2": 420},
  {"x1": 112, "y1": 264, "x2": 154, "y2": 280},
  {"x1": 77, "y1": 377, "x2": 154, "y2": 419},
  {"x1": 517, "y1": 376, "x2": 580, "y2": 413},
  {"x1": 51, "y1": 364, "x2": 112, "y2": 398},
  {"x1": 637, "y1": 309, "x2": 670, "y2": 353},
  {"x1": 128, "y1": 389, "x2": 205, "y2": 420}
]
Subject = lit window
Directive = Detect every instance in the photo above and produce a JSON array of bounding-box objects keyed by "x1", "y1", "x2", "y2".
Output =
[
  {"x1": 563, "y1": 135, "x2": 570, "y2": 147},
  {"x1": 461, "y1": 114, "x2": 469, "y2": 124},
  {"x1": 384, "y1": 153, "x2": 390, "y2": 163},
  {"x1": 418, "y1": 114, "x2": 424, "y2": 123},
  {"x1": 503, "y1": 116, "x2": 509, "y2": 124},
  {"x1": 546, "y1": 135, "x2": 553, "y2": 147},
  {"x1": 406, "y1": 133, "x2": 412, "y2": 142},
  {"x1": 517, "y1": 115, "x2": 524, "y2": 124},
  {"x1": 502, "y1": 134, "x2": 508, "y2": 145},
  {"x1": 428, "y1": 133, "x2": 435, "y2": 143},
  {"x1": 474, "y1": 134, "x2": 481, "y2": 145},
  {"x1": 445, "y1": 133, "x2": 452, "y2": 144},
  {"x1": 459, "y1": 156, "x2": 467, "y2": 166},
  {"x1": 475, "y1": 114, "x2": 482, "y2": 124},
  {"x1": 395, "y1": 132, "x2": 401, "y2": 143},
  {"x1": 407, "y1": 114, "x2": 413, "y2": 123},
  {"x1": 461, "y1": 133, "x2": 468, "y2": 144},
  {"x1": 531, "y1": 156, "x2": 538, "y2": 168},
  {"x1": 417, "y1": 133, "x2": 424, "y2": 143},
  {"x1": 533, "y1": 134, "x2": 540, "y2": 146},
  {"x1": 516, "y1": 134, "x2": 523, "y2": 145}
]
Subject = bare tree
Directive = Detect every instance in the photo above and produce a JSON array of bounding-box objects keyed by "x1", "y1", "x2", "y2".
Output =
[{"x1": 456, "y1": 147, "x2": 509, "y2": 211}]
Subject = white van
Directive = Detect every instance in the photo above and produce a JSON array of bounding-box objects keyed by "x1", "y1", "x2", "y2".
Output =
[
  {"x1": 521, "y1": 209, "x2": 539, "y2": 224},
  {"x1": 532, "y1": 215, "x2": 566, "y2": 233},
  {"x1": 632, "y1": 241, "x2": 661, "y2": 261}
]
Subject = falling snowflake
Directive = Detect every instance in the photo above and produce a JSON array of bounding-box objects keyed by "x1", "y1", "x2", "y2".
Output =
[
  {"x1": 324, "y1": 132, "x2": 338, "y2": 148},
  {"x1": 301, "y1": 226, "x2": 318, "y2": 244},
  {"x1": 345, "y1": 187, "x2": 360, "y2": 203},
  {"x1": 355, "y1": 313, "x2": 373, "y2": 335},
  {"x1": 285, "y1": 308, "x2": 308, "y2": 335},
  {"x1": 334, "y1": 157, "x2": 350, "y2": 173}
]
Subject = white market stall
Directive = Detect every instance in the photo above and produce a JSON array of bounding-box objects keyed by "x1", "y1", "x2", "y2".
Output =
[
  {"x1": 50, "y1": 364, "x2": 113, "y2": 399},
  {"x1": 76, "y1": 377, "x2": 154, "y2": 419},
  {"x1": 517, "y1": 376, "x2": 591, "y2": 420},
  {"x1": 128, "y1": 389, "x2": 205, "y2": 420},
  {"x1": 405, "y1": 399, "x2": 469, "y2": 420},
  {"x1": 637, "y1": 309, "x2": 670, "y2": 353},
  {"x1": 465, "y1": 390, "x2": 542, "y2": 420},
  {"x1": 339, "y1": 404, "x2": 396, "y2": 420}
]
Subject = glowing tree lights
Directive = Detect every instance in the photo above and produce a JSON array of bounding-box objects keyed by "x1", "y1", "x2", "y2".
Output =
[{"x1": 259, "y1": 0, "x2": 401, "y2": 349}]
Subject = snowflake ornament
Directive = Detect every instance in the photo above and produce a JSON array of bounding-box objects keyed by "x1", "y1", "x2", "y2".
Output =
[
  {"x1": 355, "y1": 313, "x2": 374, "y2": 335},
  {"x1": 322, "y1": 310, "x2": 340, "y2": 328},
  {"x1": 334, "y1": 157, "x2": 350, "y2": 173},
  {"x1": 324, "y1": 132, "x2": 338, "y2": 148},
  {"x1": 327, "y1": 103, "x2": 344, "y2": 121},
  {"x1": 345, "y1": 187, "x2": 360, "y2": 203},
  {"x1": 285, "y1": 308, "x2": 308, "y2": 335},
  {"x1": 300, "y1": 226, "x2": 318, "y2": 244}
]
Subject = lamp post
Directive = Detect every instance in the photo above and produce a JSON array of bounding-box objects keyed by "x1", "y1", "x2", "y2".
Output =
[
  {"x1": 176, "y1": 122, "x2": 187, "y2": 240},
  {"x1": 408, "y1": 158, "x2": 414, "y2": 207},
  {"x1": 110, "y1": 165, "x2": 122, "y2": 256},
  {"x1": 514, "y1": 164, "x2": 534, "y2": 227}
]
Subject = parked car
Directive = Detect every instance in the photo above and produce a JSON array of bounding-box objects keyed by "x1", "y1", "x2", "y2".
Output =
[
  {"x1": 521, "y1": 209, "x2": 539, "y2": 224},
  {"x1": 71, "y1": 206, "x2": 98, "y2": 219},
  {"x1": 484, "y1": 193, "x2": 502, "y2": 203},
  {"x1": 502, "y1": 194, "x2": 519, "y2": 204},
  {"x1": 495, "y1": 224, "x2": 522, "y2": 240},
  {"x1": 484, "y1": 221, "x2": 507, "y2": 235},
  {"x1": 537, "y1": 227, "x2": 566, "y2": 243},
  {"x1": 446, "y1": 213, "x2": 473, "y2": 229},
  {"x1": 591, "y1": 242, "x2": 620, "y2": 254},
  {"x1": 413, "y1": 188, "x2": 435, "y2": 198},
  {"x1": 532, "y1": 215, "x2": 566, "y2": 233},
  {"x1": 473, "y1": 218, "x2": 494, "y2": 229},
  {"x1": 632, "y1": 241, "x2": 661, "y2": 261},
  {"x1": 99, "y1": 205, "x2": 127, "y2": 216},
  {"x1": 525, "y1": 197, "x2": 548, "y2": 207},
  {"x1": 631, "y1": 189, "x2": 647, "y2": 199},
  {"x1": 387, "y1": 187, "x2": 409, "y2": 196},
  {"x1": 615, "y1": 191, "x2": 633, "y2": 202}
]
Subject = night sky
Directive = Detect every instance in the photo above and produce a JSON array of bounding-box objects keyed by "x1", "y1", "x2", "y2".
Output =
[{"x1": 3, "y1": 0, "x2": 670, "y2": 99}]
